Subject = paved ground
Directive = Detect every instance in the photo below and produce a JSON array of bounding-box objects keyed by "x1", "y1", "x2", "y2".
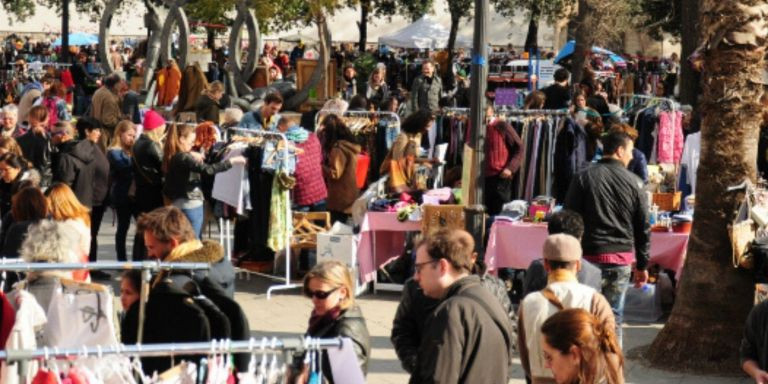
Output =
[{"x1": 92, "y1": 210, "x2": 751, "y2": 383}]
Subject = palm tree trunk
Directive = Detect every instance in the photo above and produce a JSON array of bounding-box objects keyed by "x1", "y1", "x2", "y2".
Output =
[{"x1": 645, "y1": 0, "x2": 766, "y2": 373}]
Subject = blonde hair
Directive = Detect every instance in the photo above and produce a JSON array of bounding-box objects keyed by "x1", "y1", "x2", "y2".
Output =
[
  {"x1": 303, "y1": 260, "x2": 355, "y2": 310},
  {"x1": 0, "y1": 136, "x2": 23, "y2": 156},
  {"x1": 110, "y1": 120, "x2": 136, "y2": 153},
  {"x1": 46, "y1": 183, "x2": 91, "y2": 227}
]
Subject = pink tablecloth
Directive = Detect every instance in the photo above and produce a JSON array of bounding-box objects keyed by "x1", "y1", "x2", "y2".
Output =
[
  {"x1": 485, "y1": 220, "x2": 690, "y2": 276},
  {"x1": 357, "y1": 212, "x2": 422, "y2": 283}
]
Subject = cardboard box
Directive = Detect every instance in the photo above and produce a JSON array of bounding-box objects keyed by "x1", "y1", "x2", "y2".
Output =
[{"x1": 316, "y1": 233, "x2": 358, "y2": 269}]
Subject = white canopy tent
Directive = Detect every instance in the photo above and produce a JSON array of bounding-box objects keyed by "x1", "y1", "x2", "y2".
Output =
[{"x1": 378, "y1": 16, "x2": 471, "y2": 49}]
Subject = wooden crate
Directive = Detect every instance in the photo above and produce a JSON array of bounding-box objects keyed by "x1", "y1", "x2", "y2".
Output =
[
  {"x1": 653, "y1": 192, "x2": 682, "y2": 211},
  {"x1": 421, "y1": 205, "x2": 466, "y2": 237}
]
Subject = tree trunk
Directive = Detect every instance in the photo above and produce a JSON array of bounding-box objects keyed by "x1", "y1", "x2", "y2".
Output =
[
  {"x1": 444, "y1": 14, "x2": 459, "y2": 92},
  {"x1": 206, "y1": 27, "x2": 215, "y2": 50},
  {"x1": 285, "y1": 12, "x2": 332, "y2": 111},
  {"x1": 570, "y1": 0, "x2": 595, "y2": 85},
  {"x1": 645, "y1": 0, "x2": 767, "y2": 373},
  {"x1": 677, "y1": 0, "x2": 701, "y2": 107},
  {"x1": 523, "y1": 6, "x2": 540, "y2": 54},
  {"x1": 62, "y1": 0, "x2": 70, "y2": 62},
  {"x1": 358, "y1": 0, "x2": 369, "y2": 52}
]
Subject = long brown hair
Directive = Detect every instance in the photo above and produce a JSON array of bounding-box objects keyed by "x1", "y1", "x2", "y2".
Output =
[
  {"x1": 162, "y1": 123, "x2": 195, "y2": 173},
  {"x1": 541, "y1": 308, "x2": 624, "y2": 384},
  {"x1": 110, "y1": 120, "x2": 136, "y2": 155},
  {"x1": 12, "y1": 186, "x2": 48, "y2": 221},
  {"x1": 46, "y1": 183, "x2": 91, "y2": 227}
]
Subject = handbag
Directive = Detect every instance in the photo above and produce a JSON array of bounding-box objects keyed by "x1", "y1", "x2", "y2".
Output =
[{"x1": 730, "y1": 189, "x2": 756, "y2": 269}]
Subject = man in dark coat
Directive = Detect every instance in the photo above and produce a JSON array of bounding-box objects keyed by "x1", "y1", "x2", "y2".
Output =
[
  {"x1": 50, "y1": 121, "x2": 98, "y2": 208},
  {"x1": 137, "y1": 205, "x2": 235, "y2": 297},
  {"x1": 410, "y1": 229, "x2": 514, "y2": 383}
]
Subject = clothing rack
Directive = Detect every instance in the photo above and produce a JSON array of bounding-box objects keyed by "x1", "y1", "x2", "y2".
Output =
[
  {"x1": 620, "y1": 94, "x2": 677, "y2": 112},
  {"x1": 441, "y1": 107, "x2": 470, "y2": 116},
  {"x1": 497, "y1": 109, "x2": 570, "y2": 116},
  {"x1": 222, "y1": 127, "x2": 295, "y2": 300},
  {"x1": 314, "y1": 110, "x2": 401, "y2": 132},
  {"x1": 497, "y1": 109, "x2": 569, "y2": 199},
  {"x1": 0, "y1": 261, "x2": 210, "y2": 346},
  {"x1": 0, "y1": 337, "x2": 344, "y2": 362}
]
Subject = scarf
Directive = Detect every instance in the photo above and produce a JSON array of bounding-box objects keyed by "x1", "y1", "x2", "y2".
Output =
[{"x1": 307, "y1": 306, "x2": 343, "y2": 335}]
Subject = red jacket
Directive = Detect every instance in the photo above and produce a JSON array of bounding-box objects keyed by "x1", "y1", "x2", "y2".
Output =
[
  {"x1": 485, "y1": 120, "x2": 523, "y2": 177},
  {"x1": 293, "y1": 133, "x2": 328, "y2": 206}
]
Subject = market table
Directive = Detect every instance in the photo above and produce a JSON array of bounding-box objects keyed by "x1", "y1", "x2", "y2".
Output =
[
  {"x1": 357, "y1": 212, "x2": 421, "y2": 290},
  {"x1": 485, "y1": 220, "x2": 690, "y2": 276}
]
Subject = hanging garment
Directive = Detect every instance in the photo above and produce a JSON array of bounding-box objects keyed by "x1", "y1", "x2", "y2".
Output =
[
  {"x1": 680, "y1": 131, "x2": 701, "y2": 194},
  {"x1": 44, "y1": 283, "x2": 118, "y2": 349},
  {"x1": 657, "y1": 110, "x2": 684, "y2": 164},
  {"x1": 212, "y1": 143, "x2": 250, "y2": 215},
  {"x1": 175, "y1": 63, "x2": 209, "y2": 114},
  {"x1": 156, "y1": 62, "x2": 182, "y2": 107},
  {"x1": 267, "y1": 179, "x2": 291, "y2": 253},
  {"x1": 3, "y1": 290, "x2": 47, "y2": 384},
  {"x1": 524, "y1": 121, "x2": 542, "y2": 202}
]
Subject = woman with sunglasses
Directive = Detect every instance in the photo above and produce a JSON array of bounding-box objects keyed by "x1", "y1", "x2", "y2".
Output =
[{"x1": 297, "y1": 260, "x2": 370, "y2": 383}]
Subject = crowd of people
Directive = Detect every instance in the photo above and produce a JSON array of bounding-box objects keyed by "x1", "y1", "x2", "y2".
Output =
[{"x1": 0, "y1": 32, "x2": 760, "y2": 384}]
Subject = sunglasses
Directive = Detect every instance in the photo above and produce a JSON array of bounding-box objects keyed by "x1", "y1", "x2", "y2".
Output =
[{"x1": 306, "y1": 286, "x2": 340, "y2": 300}]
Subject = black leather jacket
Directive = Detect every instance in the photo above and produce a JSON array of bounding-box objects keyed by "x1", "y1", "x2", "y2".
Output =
[
  {"x1": 306, "y1": 305, "x2": 370, "y2": 383},
  {"x1": 162, "y1": 152, "x2": 232, "y2": 202},
  {"x1": 132, "y1": 134, "x2": 164, "y2": 212},
  {"x1": 564, "y1": 158, "x2": 651, "y2": 269}
]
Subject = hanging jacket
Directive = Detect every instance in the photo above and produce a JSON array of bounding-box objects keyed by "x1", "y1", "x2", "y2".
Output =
[
  {"x1": 156, "y1": 63, "x2": 182, "y2": 107},
  {"x1": 554, "y1": 118, "x2": 588, "y2": 202}
]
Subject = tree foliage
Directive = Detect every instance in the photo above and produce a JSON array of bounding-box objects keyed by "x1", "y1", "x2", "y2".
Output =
[
  {"x1": 493, "y1": 0, "x2": 574, "y2": 23},
  {"x1": 634, "y1": 0, "x2": 682, "y2": 39}
]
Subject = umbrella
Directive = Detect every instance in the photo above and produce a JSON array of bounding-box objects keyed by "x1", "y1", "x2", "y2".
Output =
[
  {"x1": 52, "y1": 32, "x2": 99, "y2": 47},
  {"x1": 554, "y1": 40, "x2": 626, "y2": 66}
]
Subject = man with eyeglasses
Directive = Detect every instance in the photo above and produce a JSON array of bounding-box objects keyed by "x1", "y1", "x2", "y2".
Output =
[{"x1": 407, "y1": 229, "x2": 514, "y2": 384}]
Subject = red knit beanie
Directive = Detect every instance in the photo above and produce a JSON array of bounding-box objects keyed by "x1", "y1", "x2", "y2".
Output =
[{"x1": 143, "y1": 110, "x2": 165, "y2": 131}]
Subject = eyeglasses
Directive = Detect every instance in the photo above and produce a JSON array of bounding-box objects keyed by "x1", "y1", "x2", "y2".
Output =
[
  {"x1": 306, "y1": 286, "x2": 340, "y2": 300},
  {"x1": 414, "y1": 259, "x2": 439, "y2": 274}
]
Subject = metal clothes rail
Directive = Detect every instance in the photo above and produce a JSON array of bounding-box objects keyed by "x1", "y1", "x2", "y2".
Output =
[
  {"x1": 218, "y1": 127, "x2": 295, "y2": 299},
  {"x1": 314, "y1": 110, "x2": 401, "y2": 133},
  {"x1": 0, "y1": 261, "x2": 210, "y2": 345},
  {"x1": 0, "y1": 337, "x2": 344, "y2": 362}
]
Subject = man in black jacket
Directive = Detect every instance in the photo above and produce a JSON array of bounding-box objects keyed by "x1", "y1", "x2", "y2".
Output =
[
  {"x1": 51, "y1": 121, "x2": 98, "y2": 208},
  {"x1": 542, "y1": 68, "x2": 571, "y2": 109},
  {"x1": 564, "y1": 131, "x2": 650, "y2": 346},
  {"x1": 410, "y1": 229, "x2": 513, "y2": 383}
]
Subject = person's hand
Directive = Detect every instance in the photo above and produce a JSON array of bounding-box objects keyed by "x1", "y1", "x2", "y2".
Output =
[
  {"x1": 189, "y1": 151, "x2": 205, "y2": 163},
  {"x1": 753, "y1": 370, "x2": 768, "y2": 384},
  {"x1": 633, "y1": 268, "x2": 649, "y2": 289},
  {"x1": 229, "y1": 155, "x2": 247, "y2": 166},
  {"x1": 500, "y1": 168, "x2": 513, "y2": 179}
]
